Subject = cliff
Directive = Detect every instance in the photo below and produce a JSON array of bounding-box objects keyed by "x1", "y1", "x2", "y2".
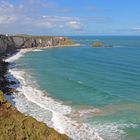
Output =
[
  {"x1": 0, "y1": 34, "x2": 74, "y2": 53},
  {"x1": 0, "y1": 35, "x2": 16, "y2": 53},
  {"x1": 0, "y1": 34, "x2": 73, "y2": 139},
  {"x1": 0, "y1": 34, "x2": 74, "y2": 139}
]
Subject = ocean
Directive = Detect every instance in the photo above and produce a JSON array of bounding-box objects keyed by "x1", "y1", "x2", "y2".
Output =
[{"x1": 7, "y1": 36, "x2": 140, "y2": 140}]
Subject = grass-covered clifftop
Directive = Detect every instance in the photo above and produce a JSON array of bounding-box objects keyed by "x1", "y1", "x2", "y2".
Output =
[{"x1": 0, "y1": 91, "x2": 68, "y2": 140}]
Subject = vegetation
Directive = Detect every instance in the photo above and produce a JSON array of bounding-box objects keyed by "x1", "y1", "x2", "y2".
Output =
[{"x1": 0, "y1": 96, "x2": 69, "y2": 140}]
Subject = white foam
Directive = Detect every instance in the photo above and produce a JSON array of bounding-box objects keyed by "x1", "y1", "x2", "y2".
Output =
[
  {"x1": 11, "y1": 70, "x2": 71, "y2": 114},
  {"x1": 5, "y1": 49, "x2": 30, "y2": 62},
  {"x1": 77, "y1": 81, "x2": 83, "y2": 84},
  {"x1": 9, "y1": 68, "x2": 103, "y2": 140},
  {"x1": 32, "y1": 49, "x2": 43, "y2": 52},
  {"x1": 77, "y1": 109, "x2": 103, "y2": 117},
  {"x1": 5, "y1": 50, "x2": 103, "y2": 140},
  {"x1": 90, "y1": 122, "x2": 137, "y2": 140}
]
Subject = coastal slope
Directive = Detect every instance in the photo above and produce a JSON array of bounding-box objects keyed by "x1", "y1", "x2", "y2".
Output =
[
  {"x1": 0, "y1": 35, "x2": 73, "y2": 140},
  {"x1": 0, "y1": 91, "x2": 68, "y2": 140}
]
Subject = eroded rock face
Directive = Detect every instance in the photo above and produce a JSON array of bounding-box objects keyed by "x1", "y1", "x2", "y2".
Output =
[
  {"x1": 12, "y1": 37, "x2": 25, "y2": 48},
  {"x1": 0, "y1": 35, "x2": 16, "y2": 53},
  {"x1": 0, "y1": 35, "x2": 8, "y2": 53}
]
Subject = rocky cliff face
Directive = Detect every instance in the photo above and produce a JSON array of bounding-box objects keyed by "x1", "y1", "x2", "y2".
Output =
[
  {"x1": 0, "y1": 35, "x2": 74, "y2": 53},
  {"x1": 0, "y1": 35, "x2": 16, "y2": 53}
]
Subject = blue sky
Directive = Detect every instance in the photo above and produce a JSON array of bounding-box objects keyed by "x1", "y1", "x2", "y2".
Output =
[{"x1": 0, "y1": 0, "x2": 140, "y2": 35}]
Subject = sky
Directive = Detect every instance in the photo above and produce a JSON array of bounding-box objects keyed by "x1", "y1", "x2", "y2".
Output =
[{"x1": 0, "y1": 0, "x2": 140, "y2": 35}]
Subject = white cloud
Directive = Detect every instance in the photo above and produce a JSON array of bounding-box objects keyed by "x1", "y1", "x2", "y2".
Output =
[
  {"x1": 0, "y1": 1, "x2": 85, "y2": 33},
  {"x1": 132, "y1": 28, "x2": 140, "y2": 32},
  {"x1": 118, "y1": 28, "x2": 140, "y2": 33},
  {"x1": 0, "y1": 15, "x2": 17, "y2": 24},
  {"x1": 39, "y1": 16, "x2": 83, "y2": 30},
  {"x1": 0, "y1": 1, "x2": 22, "y2": 25},
  {"x1": 66, "y1": 21, "x2": 83, "y2": 30},
  {"x1": 36, "y1": 21, "x2": 54, "y2": 29}
]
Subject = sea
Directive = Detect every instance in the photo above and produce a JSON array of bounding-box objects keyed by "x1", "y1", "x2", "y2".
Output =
[{"x1": 7, "y1": 36, "x2": 140, "y2": 140}]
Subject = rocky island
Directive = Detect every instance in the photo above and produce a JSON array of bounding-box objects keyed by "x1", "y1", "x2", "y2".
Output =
[
  {"x1": 92, "y1": 42, "x2": 103, "y2": 47},
  {"x1": 0, "y1": 34, "x2": 75, "y2": 140},
  {"x1": 92, "y1": 41, "x2": 113, "y2": 48}
]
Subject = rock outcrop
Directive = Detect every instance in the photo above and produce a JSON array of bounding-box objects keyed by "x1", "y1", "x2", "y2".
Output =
[
  {"x1": 0, "y1": 34, "x2": 74, "y2": 53},
  {"x1": 0, "y1": 35, "x2": 16, "y2": 53}
]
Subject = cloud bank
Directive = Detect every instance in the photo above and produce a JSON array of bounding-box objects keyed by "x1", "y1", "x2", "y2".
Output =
[{"x1": 0, "y1": 0, "x2": 112, "y2": 35}]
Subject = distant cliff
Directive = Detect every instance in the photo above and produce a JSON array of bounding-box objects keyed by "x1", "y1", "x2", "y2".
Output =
[{"x1": 0, "y1": 34, "x2": 74, "y2": 53}]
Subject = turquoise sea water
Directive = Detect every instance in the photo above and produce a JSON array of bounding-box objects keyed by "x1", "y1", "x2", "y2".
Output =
[{"x1": 16, "y1": 36, "x2": 140, "y2": 140}]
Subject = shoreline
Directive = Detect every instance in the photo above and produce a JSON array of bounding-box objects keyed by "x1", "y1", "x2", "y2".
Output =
[
  {"x1": 5, "y1": 48, "x2": 103, "y2": 140},
  {"x1": 20, "y1": 43, "x2": 81, "y2": 51},
  {"x1": 5, "y1": 43, "x2": 80, "y2": 61},
  {"x1": 0, "y1": 50, "x2": 69, "y2": 140}
]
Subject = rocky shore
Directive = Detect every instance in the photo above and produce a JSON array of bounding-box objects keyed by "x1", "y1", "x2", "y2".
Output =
[{"x1": 0, "y1": 35, "x2": 73, "y2": 140}]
